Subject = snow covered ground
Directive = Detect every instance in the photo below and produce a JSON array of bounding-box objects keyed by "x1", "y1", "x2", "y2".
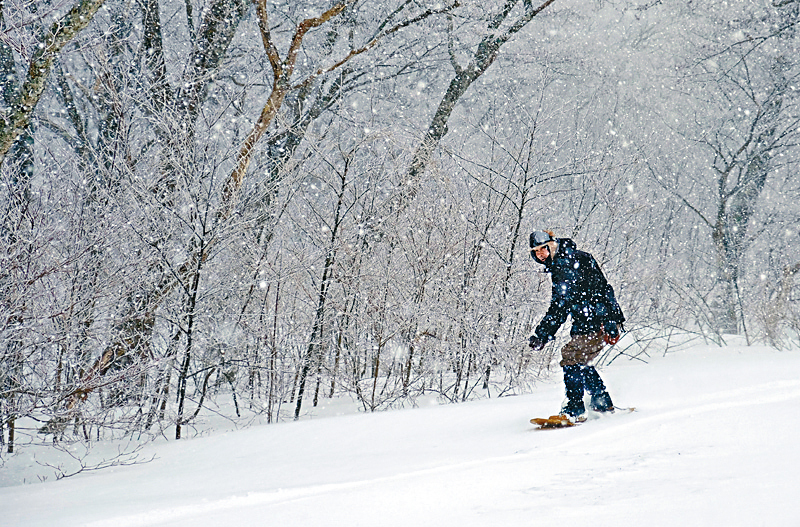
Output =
[{"x1": 2, "y1": 341, "x2": 799, "y2": 527}]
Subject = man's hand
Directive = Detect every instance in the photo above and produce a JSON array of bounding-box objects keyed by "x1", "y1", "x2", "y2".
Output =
[
  {"x1": 528, "y1": 335, "x2": 545, "y2": 351},
  {"x1": 603, "y1": 322, "x2": 620, "y2": 345}
]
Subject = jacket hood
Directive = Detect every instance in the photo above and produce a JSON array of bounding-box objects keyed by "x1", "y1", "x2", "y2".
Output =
[{"x1": 558, "y1": 237, "x2": 577, "y2": 254}]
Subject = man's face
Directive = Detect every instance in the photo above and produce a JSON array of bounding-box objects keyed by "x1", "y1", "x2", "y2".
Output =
[{"x1": 533, "y1": 245, "x2": 549, "y2": 261}]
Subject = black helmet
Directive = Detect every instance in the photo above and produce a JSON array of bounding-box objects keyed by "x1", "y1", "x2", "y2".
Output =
[{"x1": 529, "y1": 230, "x2": 553, "y2": 248}]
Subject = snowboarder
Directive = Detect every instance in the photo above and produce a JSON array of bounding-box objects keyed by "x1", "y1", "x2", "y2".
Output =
[{"x1": 527, "y1": 230, "x2": 625, "y2": 421}]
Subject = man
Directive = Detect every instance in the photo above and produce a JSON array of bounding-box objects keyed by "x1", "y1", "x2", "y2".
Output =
[{"x1": 527, "y1": 230, "x2": 625, "y2": 421}]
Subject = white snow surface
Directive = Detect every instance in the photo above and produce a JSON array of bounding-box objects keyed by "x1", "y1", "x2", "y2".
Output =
[{"x1": 2, "y1": 342, "x2": 799, "y2": 526}]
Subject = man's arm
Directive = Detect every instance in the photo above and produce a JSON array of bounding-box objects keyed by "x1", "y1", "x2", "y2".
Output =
[{"x1": 533, "y1": 281, "x2": 570, "y2": 342}]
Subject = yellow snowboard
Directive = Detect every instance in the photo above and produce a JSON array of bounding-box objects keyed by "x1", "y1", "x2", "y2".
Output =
[
  {"x1": 530, "y1": 407, "x2": 635, "y2": 429},
  {"x1": 530, "y1": 414, "x2": 578, "y2": 429}
]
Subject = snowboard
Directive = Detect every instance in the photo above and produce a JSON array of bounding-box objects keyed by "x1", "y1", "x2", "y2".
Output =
[
  {"x1": 529, "y1": 414, "x2": 579, "y2": 429},
  {"x1": 530, "y1": 407, "x2": 635, "y2": 430}
]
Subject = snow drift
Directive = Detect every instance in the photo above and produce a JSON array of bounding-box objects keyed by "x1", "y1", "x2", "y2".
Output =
[{"x1": 2, "y1": 342, "x2": 799, "y2": 526}]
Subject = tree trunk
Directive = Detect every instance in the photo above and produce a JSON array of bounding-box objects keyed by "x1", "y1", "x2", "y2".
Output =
[
  {"x1": 390, "y1": 0, "x2": 556, "y2": 214},
  {"x1": 7, "y1": 416, "x2": 14, "y2": 454},
  {"x1": 0, "y1": 0, "x2": 107, "y2": 163}
]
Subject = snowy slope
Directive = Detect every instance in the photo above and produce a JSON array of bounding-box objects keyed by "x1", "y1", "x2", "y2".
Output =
[{"x1": 2, "y1": 343, "x2": 799, "y2": 527}]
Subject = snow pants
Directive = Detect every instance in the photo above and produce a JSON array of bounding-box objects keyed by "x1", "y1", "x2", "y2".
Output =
[{"x1": 559, "y1": 331, "x2": 605, "y2": 367}]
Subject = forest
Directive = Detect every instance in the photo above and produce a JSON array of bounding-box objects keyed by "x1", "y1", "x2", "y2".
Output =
[{"x1": 1, "y1": 0, "x2": 798, "y2": 455}]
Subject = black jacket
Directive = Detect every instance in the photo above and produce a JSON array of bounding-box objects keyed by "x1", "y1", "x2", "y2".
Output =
[{"x1": 533, "y1": 238, "x2": 625, "y2": 341}]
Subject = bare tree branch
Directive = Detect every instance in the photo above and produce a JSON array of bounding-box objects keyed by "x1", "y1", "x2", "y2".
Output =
[
  {"x1": 0, "y1": 0, "x2": 106, "y2": 164},
  {"x1": 219, "y1": 0, "x2": 460, "y2": 221}
]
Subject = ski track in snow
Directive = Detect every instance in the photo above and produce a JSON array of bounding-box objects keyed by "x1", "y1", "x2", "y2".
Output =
[{"x1": 83, "y1": 454, "x2": 529, "y2": 527}]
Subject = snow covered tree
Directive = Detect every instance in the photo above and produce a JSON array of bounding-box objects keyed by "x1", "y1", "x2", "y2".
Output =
[
  {"x1": 657, "y1": 0, "x2": 800, "y2": 337},
  {"x1": 3, "y1": 0, "x2": 800, "y2": 458}
]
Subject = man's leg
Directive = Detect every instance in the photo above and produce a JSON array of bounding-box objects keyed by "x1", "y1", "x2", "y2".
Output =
[
  {"x1": 561, "y1": 364, "x2": 585, "y2": 418},
  {"x1": 582, "y1": 366, "x2": 614, "y2": 412},
  {"x1": 560, "y1": 332, "x2": 606, "y2": 418}
]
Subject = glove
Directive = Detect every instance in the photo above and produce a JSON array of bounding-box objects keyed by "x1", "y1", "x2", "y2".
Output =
[
  {"x1": 603, "y1": 322, "x2": 620, "y2": 345},
  {"x1": 603, "y1": 333, "x2": 620, "y2": 345},
  {"x1": 528, "y1": 336, "x2": 545, "y2": 351}
]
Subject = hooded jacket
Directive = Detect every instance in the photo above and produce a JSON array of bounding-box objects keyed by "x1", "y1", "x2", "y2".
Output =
[{"x1": 532, "y1": 238, "x2": 625, "y2": 341}]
